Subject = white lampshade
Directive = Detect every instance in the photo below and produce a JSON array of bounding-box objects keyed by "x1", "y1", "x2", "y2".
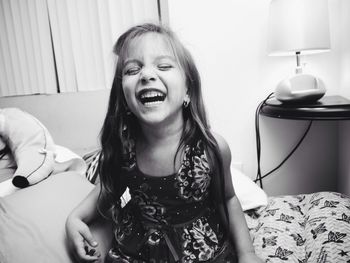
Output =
[{"x1": 268, "y1": 0, "x2": 331, "y2": 56}]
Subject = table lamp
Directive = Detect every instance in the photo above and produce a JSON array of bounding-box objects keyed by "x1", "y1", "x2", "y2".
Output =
[{"x1": 267, "y1": 0, "x2": 331, "y2": 103}]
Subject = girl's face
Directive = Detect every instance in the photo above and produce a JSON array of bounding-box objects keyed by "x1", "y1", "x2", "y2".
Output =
[{"x1": 121, "y1": 33, "x2": 187, "y2": 129}]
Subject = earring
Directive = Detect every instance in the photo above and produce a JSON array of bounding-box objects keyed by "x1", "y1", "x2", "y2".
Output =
[{"x1": 183, "y1": 95, "x2": 190, "y2": 108}]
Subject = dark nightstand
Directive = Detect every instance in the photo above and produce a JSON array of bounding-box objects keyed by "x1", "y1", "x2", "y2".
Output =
[
  {"x1": 260, "y1": 95, "x2": 350, "y2": 120},
  {"x1": 255, "y1": 95, "x2": 350, "y2": 189}
]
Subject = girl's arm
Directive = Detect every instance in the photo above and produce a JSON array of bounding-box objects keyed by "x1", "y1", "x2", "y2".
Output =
[
  {"x1": 214, "y1": 133, "x2": 263, "y2": 263},
  {"x1": 68, "y1": 183, "x2": 101, "y2": 222},
  {"x1": 66, "y1": 184, "x2": 103, "y2": 261}
]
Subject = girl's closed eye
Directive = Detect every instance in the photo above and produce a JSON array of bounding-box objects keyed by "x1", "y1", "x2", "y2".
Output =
[
  {"x1": 157, "y1": 63, "x2": 173, "y2": 71},
  {"x1": 124, "y1": 65, "x2": 141, "y2": 75},
  {"x1": 156, "y1": 56, "x2": 176, "y2": 71}
]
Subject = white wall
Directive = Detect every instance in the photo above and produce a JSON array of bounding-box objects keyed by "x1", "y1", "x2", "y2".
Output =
[{"x1": 167, "y1": 0, "x2": 347, "y2": 195}]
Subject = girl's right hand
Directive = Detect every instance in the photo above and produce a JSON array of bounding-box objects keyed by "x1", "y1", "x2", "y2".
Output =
[{"x1": 65, "y1": 215, "x2": 101, "y2": 262}]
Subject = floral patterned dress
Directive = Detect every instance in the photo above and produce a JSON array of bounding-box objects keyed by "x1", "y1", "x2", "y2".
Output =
[{"x1": 106, "y1": 141, "x2": 237, "y2": 263}]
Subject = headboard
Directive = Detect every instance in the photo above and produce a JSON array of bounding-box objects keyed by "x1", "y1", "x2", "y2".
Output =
[{"x1": 0, "y1": 90, "x2": 110, "y2": 155}]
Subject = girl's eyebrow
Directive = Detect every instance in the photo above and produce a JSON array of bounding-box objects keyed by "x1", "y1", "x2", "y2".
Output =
[
  {"x1": 123, "y1": 59, "x2": 139, "y2": 66},
  {"x1": 156, "y1": 55, "x2": 176, "y2": 61}
]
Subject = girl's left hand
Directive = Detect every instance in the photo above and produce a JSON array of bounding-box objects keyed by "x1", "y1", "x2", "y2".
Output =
[{"x1": 239, "y1": 252, "x2": 264, "y2": 263}]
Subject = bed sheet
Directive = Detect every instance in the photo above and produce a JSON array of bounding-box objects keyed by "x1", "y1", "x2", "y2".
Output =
[{"x1": 246, "y1": 192, "x2": 350, "y2": 262}]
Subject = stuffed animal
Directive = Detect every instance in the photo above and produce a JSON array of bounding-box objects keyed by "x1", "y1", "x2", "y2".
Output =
[{"x1": 0, "y1": 108, "x2": 56, "y2": 188}]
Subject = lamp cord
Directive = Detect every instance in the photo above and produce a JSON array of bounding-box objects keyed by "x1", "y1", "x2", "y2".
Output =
[
  {"x1": 255, "y1": 93, "x2": 274, "y2": 188},
  {"x1": 254, "y1": 94, "x2": 313, "y2": 188}
]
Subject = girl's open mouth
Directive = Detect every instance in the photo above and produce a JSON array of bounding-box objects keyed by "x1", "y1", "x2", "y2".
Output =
[{"x1": 137, "y1": 89, "x2": 166, "y2": 106}]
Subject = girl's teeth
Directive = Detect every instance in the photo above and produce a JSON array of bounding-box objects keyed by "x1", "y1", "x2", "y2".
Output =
[
  {"x1": 144, "y1": 101, "x2": 163, "y2": 106},
  {"x1": 139, "y1": 90, "x2": 166, "y2": 105},
  {"x1": 141, "y1": 91, "x2": 163, "y2": 98}
]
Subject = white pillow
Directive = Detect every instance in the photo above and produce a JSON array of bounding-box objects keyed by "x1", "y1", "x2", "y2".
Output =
[
  {"x1": 53, "y1": 145, "x2": 87, "y2": 175},
  {"x1": 231, "y1": 166, "x2": 268, "y2": 211}
]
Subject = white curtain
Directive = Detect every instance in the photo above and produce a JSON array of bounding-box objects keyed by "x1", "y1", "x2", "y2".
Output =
[
  {"x1": 0, "y1": 0, "x2": 159, "y2": 97},
  {"x1": 47, "y1": 0, "x2": 159, "y2": 92},
  {"x1": 0, "y1": 0, "x2": 57, "y2": 97}
]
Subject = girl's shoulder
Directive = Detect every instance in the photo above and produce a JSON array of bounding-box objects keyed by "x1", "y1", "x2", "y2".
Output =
[{"x1": 211, "y1": 131, "x2": 231, "y2": 161}]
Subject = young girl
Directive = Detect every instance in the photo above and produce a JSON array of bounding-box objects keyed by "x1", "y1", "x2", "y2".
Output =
[{"x1": 66, "y1": 23, "x2": 263, "y2": 263}]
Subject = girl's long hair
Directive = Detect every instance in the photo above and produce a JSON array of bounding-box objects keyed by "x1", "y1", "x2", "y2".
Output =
[{"x1": 98, "y1": 23, "x2": 230, "y2": 225}]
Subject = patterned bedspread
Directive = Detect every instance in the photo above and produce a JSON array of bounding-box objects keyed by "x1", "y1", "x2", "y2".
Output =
[{"x1": 245, "y1": 192, "x2": 350, "y2": 262}]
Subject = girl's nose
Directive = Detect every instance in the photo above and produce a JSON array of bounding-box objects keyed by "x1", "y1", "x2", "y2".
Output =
[{"x1": 140, "y1": 68, "x2": 156, "y2": 84}]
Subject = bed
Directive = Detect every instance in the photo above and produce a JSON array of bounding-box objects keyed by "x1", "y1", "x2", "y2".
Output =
[
  {"x1": 1, "y1": 107, "x2": 350, "y2": 263},
  {"x1": 245, "y1": 192, "x2": 350, "y2": 262}
]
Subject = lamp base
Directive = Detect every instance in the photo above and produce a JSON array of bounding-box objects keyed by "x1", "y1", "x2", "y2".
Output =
[{"x1": 275, "y1": 73, "x2": 326, "y2": 103}]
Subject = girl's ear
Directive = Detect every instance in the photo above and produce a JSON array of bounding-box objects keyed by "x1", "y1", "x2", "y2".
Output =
[{"x1": 183, "y1": 93, "x2": 190, "y2": 108}]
